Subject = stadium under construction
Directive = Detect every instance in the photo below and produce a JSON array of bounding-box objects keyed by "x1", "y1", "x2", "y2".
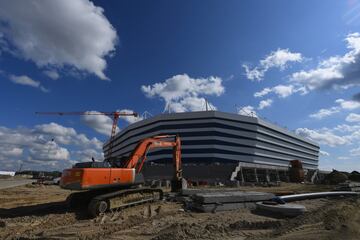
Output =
[{"x1": 103, "y1": 111, "x2": 320, "y2": 184}]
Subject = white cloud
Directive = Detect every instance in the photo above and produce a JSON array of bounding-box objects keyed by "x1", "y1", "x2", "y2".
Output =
[
  {"x1": 350, "y1": 147, "x2": 360, "y2": 156},
  {"x1": 43, "y1": 70, "x2": 59, "y2": 80},
  {"x1": 82, "y1": 111, "x2": 115, "y2": 136},
  {"x1": 0, "y1": 145, "x2": 23, "y2": 157},
  {"x1": 10, "y1": 75, "x2": 39, "y2": 88},
  {"x1": 254, "y1": 88, "x2": 272, "y2": 98},
  {"x1": 73, "y1": 148, "x2": 104, "y2": 163},
  {"x1": 0, "y1": 122, "x2": 104, "y2": 171},
  {"x1": 296, "y1": 128, "x2": 350, "y2": 147},
  {"x1": 258, "y1": 99, "x2": 273, "y2": 110},
  {"x1": 34, "y1": 122, "x2": 102, "y2": 149},
  {"x1": 308, "y1": 99, "x2": 360, "y2": 120},
  {"x1": 338, "y1": 156, "x2": 350, "y2": 160},
  {"x1": 9, "y1": 74, "x2": 48, "y2": 92},
  {"x1": 346, "y1": 113, "x2": 360, "y2": 122},
  {"x1": 28, "y1": 140, "x2": 70, "y2": 161},
  {"x1": 332, "y1": 124, "x2": 360, "y2": 143},
  {"x1": 141, "y1": 74, "x2": 224, "y2": 113},
  {"x1": 296, "y1": 124, "x2": 360, "y2": 153},
  {"x1": 0, "y1": 0, "x2": 117, "y2": 80},
  {"x1": 272, "y1": 85, "x2": 294, "y2": 98},
  {"x1": 238, "y1": 105, "x2": 257, "y2": 117},
  {"x1": 243, "y1": 48, "x2": 303, "y2": 81},
  {"x1": 320, "y1": 150, "x2": 330, "y2": 156},
  {"x1": 334, "y1": 124, "x2": 360, "y2": 133},
  {"x1": 118, "y1": 109, "x2": 143, "y2": 124},
  {"x1": 254, "y1": 84, "x2": 296, "y2": 98},
  {"x1": 35, "y1": 122, "x2": 76, "y2": 136},
  {"x1": 82, "y1": 110, "x2": 142, "y2": 136},
  {"x1": 166, "y1": 97, "x2": 217, "y2": 113},
  {"x1": 309, "y1": 107, "x2": 340, "y2": 119},
  {"x1": 291, "y1": 32, "x2": 360, "y2": 91},
  {"x1": 335, "y1": 98, "x2": 360, "y2": 110}
]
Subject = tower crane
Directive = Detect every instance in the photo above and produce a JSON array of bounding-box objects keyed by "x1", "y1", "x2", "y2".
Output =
[{"x1": 35, "y1": 111, "x2": 138, "y2": 158}]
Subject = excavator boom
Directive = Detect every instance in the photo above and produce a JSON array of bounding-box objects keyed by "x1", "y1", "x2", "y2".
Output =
[{"x1": 124, "y1": 135, "x2": 181, "y2": 176}]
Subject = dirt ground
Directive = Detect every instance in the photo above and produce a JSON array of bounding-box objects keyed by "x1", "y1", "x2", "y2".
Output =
[{"x1": 0, "y1": 183, "x2": 360, "y2": 240}]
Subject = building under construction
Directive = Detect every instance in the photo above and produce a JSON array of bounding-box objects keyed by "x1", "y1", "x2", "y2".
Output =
[{"x1": 103, "y1": 111, "x2": 319, "y2": 183}]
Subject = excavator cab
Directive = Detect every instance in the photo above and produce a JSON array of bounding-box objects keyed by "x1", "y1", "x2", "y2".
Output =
[{"x1": 106, "y1": 156, "x2": 129, "y2": 168}]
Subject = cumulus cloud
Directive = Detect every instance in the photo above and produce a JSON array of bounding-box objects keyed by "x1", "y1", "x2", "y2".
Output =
[
  {"x1": 165, "y1": 97, "x2": 217, "y2": 113},
  {"x1": 0, "y1": 122, "x2": 104, "y2": 171},
  {"x1": 82, "y1": 111, "x2": 115, "y2": 136},
  {"x1": 334, "y1": 124, "x2": 360, "y2": 133},
  {"x1": 296, "y1": 123, "x2": 360, "y2": 153},
  {"x1": 0, "y1": 145, "x2": 23, "y2": 157},
  {"x1": 73, "y1": 148, "x2": 104, "y2": 163},
  {"x1": 335, "y1": 98, "x2": 360, "y2": 110},
  {"x1": 346, "y1": 113, "x2": 360, "y2": 122},
  {"x1": 319, "y1": 150, "x2": 330, "y2": 156},
  {"x1": 9, "y1": 74, "x2": 48, "y2": 92},
  {"x1": 82, "y1": 110, "x2": 142, "y2": 136},
  {"x1": 258, "y1": 99, "x2": 273, "y2": 110},
  {"x1": 0, "y1": 0, "x2": 117, "y2": 80},
  {"x1": 43, "y1": 70, "x2": 59, "y2": 80},
  {"x1": 271, "y1": 85, "x2": 295, "y2": 98},
  {"x1": 243, "y1": 48, "x2": 303, "y2": 81},
  {"x1": 10, "y1": 75, "x2": 39, "y2": 88},
  {"x1": 34, "y1": 122, "x2": 102, "y2": 149},
  {"x1": 309, "y1": 98, "x2": 360, "y2": 120},
  {"x1": 350, "y1": 147, "x2": 360, "y2": 156},
  {"x1": 296, "y1": 128, "x2": 350, "y2": 147},
  {"x1": 254, "y1": 84, "x2": 305, "y2": 98},
  {"x1": 35, "y1": 122, "x2": 76, "y2": 137},
  {"x1": 291, "y1": 32, "x2": 360, "y2": 91},
  {"x1": 309, "y1": 107, "x2": 340, "y2": 120},
  {"x1": 254, "y1": 88, "x2": 272, "y2": 98},
  {"x1": 28, "y1": 140, "x2": 70, "y2": 162},
  {"x1": 141, "y1": 74, "x2": 224, "y2": 113},
  {"x1": 118, "y1": 109, "x2": 144, "y2": 124}
]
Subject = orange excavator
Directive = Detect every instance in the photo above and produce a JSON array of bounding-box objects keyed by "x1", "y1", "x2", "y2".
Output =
[{"x1": 60, "y1": 135, "x2": 183, "y2": 217}]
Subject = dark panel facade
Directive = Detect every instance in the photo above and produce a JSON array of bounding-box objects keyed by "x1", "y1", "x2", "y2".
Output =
[{"x1": 103, "y1": 111, "x2": 319, "y2": 170}]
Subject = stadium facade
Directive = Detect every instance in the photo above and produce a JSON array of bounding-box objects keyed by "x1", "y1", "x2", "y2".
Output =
[{"x1": 103, "y1": 111, "x2": 319, "y2": 178}]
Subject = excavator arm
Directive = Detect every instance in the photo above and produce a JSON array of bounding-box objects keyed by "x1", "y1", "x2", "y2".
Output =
[{"x1": 123, "y1": 135, "x2": 182, "y2": 181}]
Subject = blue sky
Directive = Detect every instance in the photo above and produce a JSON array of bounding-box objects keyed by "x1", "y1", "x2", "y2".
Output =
[{"x1": 1, "y1": 0, "x2": 360, "y2": 171}]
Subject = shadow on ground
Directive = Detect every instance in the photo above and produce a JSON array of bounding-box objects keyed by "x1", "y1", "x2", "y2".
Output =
[{"x1": 0, "y1": 201, "x2": 89, "y2": 220}]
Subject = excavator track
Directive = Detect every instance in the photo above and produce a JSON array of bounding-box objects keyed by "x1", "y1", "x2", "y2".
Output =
[{"x1": 87, "y1": 188, "x2": 163, "y2": 217}]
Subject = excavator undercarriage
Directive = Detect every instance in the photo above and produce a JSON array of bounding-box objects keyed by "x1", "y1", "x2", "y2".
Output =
[{"x1": 67, "y1": 187, "x2": 163, "y2": 217}]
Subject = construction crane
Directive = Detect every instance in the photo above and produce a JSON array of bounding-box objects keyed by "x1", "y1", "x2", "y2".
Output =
[
  {"x1": 60, "y1": 135, "x2": 183, "y2": 217},
  {"x1": 35, "y1": 111, "x2": 138, "y2": 158}
]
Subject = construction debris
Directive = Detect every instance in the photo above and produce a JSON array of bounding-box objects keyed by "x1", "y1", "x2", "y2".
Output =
[
  {"x1": 335, "y1": 181, "x2": 360, "y2": 192},
  {"x1": 323, "y1": 170, "x2": 348, "y2": 184},
  {"x1": 255, "y1": 202, "x2": 306, "y2": 217},
  {"x1": 348, "y1": 171, "x2": 360, "y2": 182},
  {"x1": 186, "y1": 190, "x2": 275, "y2": 213}
]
